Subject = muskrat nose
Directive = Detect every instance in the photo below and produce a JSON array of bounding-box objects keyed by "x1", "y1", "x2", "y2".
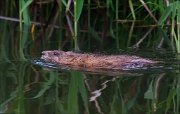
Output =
[{"x1": 42, "y1": 51, "x2": 47, "y2": 56}]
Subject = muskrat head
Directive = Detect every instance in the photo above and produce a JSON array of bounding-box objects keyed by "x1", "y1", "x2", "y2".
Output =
[{"x1": 41, "y1": 50, "x2": 64, "y2": 63}]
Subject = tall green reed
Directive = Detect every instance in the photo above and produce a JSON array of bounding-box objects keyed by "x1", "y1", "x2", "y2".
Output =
[
  {"x1": 73, "y1": 0, "x2": 84, "y2": 51},
  {"x1": 19, "y1": 0, "x2": 32, "y2": 31},
  {"x1": 2, "y1": 0, "x2": 180, "y2": 53},
  {"x1": 61, "y1": 0, "x2": 84, "y2": 51},
  {"x1": 0, "y1": 22, "x2": 9, "y2": 61},
  {"x1": 19, "y1": 0, "x2": 32, "y2": 60},
  {"x1": 159, "y1": 1, "x2": 180, "y2": 53}
]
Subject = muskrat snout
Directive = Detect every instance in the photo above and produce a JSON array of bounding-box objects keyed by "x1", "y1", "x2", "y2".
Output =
[{"x1": 42, "y1": 51, "x2": 47, "y2": 56}]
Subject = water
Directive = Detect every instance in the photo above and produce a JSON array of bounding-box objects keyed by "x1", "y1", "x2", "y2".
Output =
[{"x1": 0, "y1": 50, "x2": 180, "y2": 114}]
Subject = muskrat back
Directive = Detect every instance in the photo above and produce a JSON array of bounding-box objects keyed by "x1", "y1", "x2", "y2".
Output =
[{"x1": 41, "y1": 50, "x2": 157, "y2": 70}]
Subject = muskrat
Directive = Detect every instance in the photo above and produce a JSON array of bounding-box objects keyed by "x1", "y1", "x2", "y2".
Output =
[{"x1": 41, "y1": 50, "x2": 157, "y2": 71}]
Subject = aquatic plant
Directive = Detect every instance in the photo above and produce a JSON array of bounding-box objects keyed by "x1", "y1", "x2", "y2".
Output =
[
  {"x1": 1, "y1": 0, "x2": 179, "y2": 53},
  {"x1": 158, "y1": 1, "x2": 180, "y2": 53}
]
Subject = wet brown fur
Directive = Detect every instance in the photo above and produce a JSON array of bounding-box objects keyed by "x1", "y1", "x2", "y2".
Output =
[{"x1": 41, "y1": 50, "x2": 157, "y2": 70}]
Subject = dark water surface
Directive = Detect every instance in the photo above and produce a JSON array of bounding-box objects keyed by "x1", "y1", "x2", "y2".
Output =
[{"x1": 0, "y1": 50, "x2": 180, "y2": 114}]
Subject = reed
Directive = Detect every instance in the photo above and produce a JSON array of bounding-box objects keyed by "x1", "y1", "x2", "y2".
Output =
[
  {"x1": 158, "y1": 1, "x2": 180, "y2": 53},
  {"x1": 2, "y1": 0, "x2": 180, "y2": 53}
]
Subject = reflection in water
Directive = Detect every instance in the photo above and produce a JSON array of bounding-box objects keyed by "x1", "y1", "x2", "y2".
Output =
[
  {"x1": 0, "y1": 61, "x2": 63, "y2": 114},
  {"x1": 32, "y1": 56, "x2": 180, "y2": 114},
  {"x1": 0, "y1": 54, "x2": 180, "y2": 114},
  {"x1": 90, "y1": 77, "x2": 117, "y2": 102},
  {"x1": 88, "y1": 77, "x2": 117, "y2": 114},
  {"x1": 0, "y1": 62, "x2": 27, "y2": 114},
  {"x1": 33, "y1": 59, "x2": 142, "y2": 76},
  {"x1": 33, "y1": 58, "x2": 175, "y2": 77}
]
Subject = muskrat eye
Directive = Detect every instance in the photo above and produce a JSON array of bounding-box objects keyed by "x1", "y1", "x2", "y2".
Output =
[{"x1": 53, "y1": 52, "x2": 60, "y2": 56}]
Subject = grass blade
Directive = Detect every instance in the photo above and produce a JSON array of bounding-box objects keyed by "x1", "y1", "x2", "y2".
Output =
[
  {"x1": 144, "y1": 80, "x2": 154, "y2": 100},
  {"x1": 60, "y1": 0, "x2": 67, "y2": 7},
  {"x1": 20, "y1": 0, "x2": 33, "y2": 13},
  {"x1": 158, "y1": 5, "x2": 172, "y2": 26},
  {"x1": 74, "y1": 0, "x2": 84, "y2": 21},
  {"x1": 33, "y1": 72, "x2": 55, "y2": 98}
]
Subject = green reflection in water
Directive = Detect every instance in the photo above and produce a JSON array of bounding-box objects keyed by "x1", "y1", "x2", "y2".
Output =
[
  {"x1": 0, "y1": 62, "x2": 28, "y2": 114},
  {"x1": 0, "y1": 59, "x2": 180, "y2": 114},
  {"x1": 68, "y1": 71, "x2": 89, "y2": 114}
]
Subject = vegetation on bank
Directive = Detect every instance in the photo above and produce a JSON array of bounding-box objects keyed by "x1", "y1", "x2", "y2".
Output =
[{"x1": 0, "y1": 0, "x2": 180, "y2": 56}]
